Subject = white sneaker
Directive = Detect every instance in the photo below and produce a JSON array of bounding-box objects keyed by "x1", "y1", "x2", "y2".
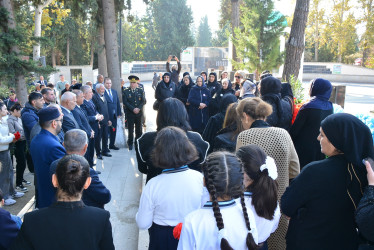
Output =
[
  {"x1": 4, "y1": 198, "x2": 16, "y2": 206},
  {"x1": 12, "y1": 191, "x2": 24, "y2": 198}
]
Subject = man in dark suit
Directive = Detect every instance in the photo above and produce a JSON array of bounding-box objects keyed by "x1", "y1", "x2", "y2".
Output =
[
  {"x1": 49, "y1": 129, "x2": 111, "y2": 208},
  {"x1": 71, "y1": 90, "x2": 95, "y2": 168},
  {"x1": 30, "y1": 107, "x2": 66, "y2": 208},
  {"x1": 80, "y1": 85, "x2": 104, "y2": 161},
  {"x1": 60, "y1": 92, "x2": 79, "y2": 132},
  {"x1": 92, "y1": 84, "x2": 111, "y2": 157},
  {"x1": 104, "y1": 77, "x2": 122, "y2": 150}
]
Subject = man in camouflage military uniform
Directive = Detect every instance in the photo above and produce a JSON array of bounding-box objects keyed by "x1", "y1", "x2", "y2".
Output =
[{"x1": 122, "y1": 75, "x2": 145, "y2": 150}]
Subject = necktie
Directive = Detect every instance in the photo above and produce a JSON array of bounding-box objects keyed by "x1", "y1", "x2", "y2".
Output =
[{"x1": 109, "y1": 89, "x2": 113, "y2": 101}]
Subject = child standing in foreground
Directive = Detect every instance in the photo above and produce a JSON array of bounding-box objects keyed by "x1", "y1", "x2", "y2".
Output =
[
  {"x1": 178, "y1": 151, "x2": 259, "y2": 250},
  {"x1": 236, "y1": 145, "x2": 281, "y2": 250}
]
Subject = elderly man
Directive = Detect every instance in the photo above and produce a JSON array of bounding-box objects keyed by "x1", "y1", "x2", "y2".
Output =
[
  {"x1": 103, "y1": 77, "x2": 122, "y2": 150},
  {"x1": 92, "y1": 84, "x2": 111, "y2": 157},
  {"x1": 30, "y1": 107, "x2": 66, "y2": 208},
  {"x1": 60, "y1": 92, "x2": 79, "y2": 132},
  {"x1": 37, "y1": 75, "x2": 47, "y2": 86},
  {"x1": 93, "y1": 74, "x2": 104, "y2": 91},
  {"x1": 80, "y1": 85, "x2": 103, "y2": 161},
  {"x1": 41, "y1": 87, "x2": 56, "y2": 107},
  {"x1": 49, "y1": 129, "x2": 111, "y2": 208},
  {"x1": 71, "y1": 90, "x2": 95, "y2": 168}
]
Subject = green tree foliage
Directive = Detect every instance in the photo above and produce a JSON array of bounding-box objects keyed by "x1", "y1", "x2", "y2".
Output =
[
  {"x1": 196, "y1": 16, "x2": 212, "y2": 47},
  {"x1": 121, "y1": 15, "x2": 147, "y2": 61},
  {"x1": 358, "y1": 0, "x2": 374, "y2": 66},
  {"x1": 212, "y1": 21, "x2": 230, "y2": 47},
  {"x1": 232, "y1": 0, "x2": 285, "y2": 73},
  {"x1": 145, "y1": 0, "x2": 194, "y2": 60},
  {"x1": 305, "y1": 0, "x2": 326, "y2": 61}
]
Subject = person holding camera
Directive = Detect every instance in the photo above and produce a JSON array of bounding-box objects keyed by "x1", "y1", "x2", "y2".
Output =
[{"x1": 166, "y1": 55, "x2": 181, "y2": 87}]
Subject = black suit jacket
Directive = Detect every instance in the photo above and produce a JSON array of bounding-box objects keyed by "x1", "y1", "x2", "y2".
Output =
[
  {"x1": 11, "y1": 201, "x2": 114, "y2": 250},
  {"x1": 81, "y1": 99, "x2": 99, "y2": 132},
  {"x1": 104, "y1": 88, "x2": 121, "y2": 122},
  {"x1": 61, "y1": 107, "x2": 79, "y2": 132},
  {"x1": 71, "y1": 105, "x2": 92, "y2": 137},
  {"x1": 92, "y1": 93, "x2": 109, "y2": 125}
]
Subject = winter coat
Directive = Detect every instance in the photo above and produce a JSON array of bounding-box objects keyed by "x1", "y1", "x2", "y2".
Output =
[
  {"x1": 21, "y1": 102, "x2": 39, "y2": 145},
  {"x1": 7, "y1": 115, "x2": 25, "y2": 141},
  {"x1": 155, "y1": 80, "x2": 177, "y2": 103},
  {"x1": 187, "y1": 85, "x2": 211, "y2": 134},
  {"x1": 177, "y1": 81, "x2": 194, "y2": 110},
  {"x1": 206, "y1": 73, "x2": 222, "y2": 117}
]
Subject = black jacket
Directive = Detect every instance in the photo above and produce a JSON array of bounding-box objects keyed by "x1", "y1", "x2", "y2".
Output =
[
  {"x1": 155, "y1": 80, "x2": 177, "y2": 103},
  {"x1": 11, "y1": 201, "x2": 114, "y2": 250},
  {"x1": 356, "y1": 185, "x2": 374, "y2": 244},
  {"x1": 92, "y1": 93, "x2": 109, "y2": 125},
  {"x1": 212, "y1": 124, "x2": 237, "y2": 152},
  {"x1": 136, "y1": 131, "x2": 209, "y2": 183},
  {"x1": 166, "y1": 61, "x2": 181, "y2": 86}
]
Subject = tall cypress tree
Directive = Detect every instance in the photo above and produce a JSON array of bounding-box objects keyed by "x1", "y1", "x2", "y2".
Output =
[
  {"x1": 232, "y1": 0, "x2": 285, "y2": 75},
  {"x1": 196, "y1": 16, "x2": 212, "y2": 47}
]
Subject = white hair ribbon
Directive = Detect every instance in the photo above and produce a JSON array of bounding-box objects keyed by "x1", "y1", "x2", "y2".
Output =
[{"x1": 260, "y1": 156, "x2": 278, "y2": 180}]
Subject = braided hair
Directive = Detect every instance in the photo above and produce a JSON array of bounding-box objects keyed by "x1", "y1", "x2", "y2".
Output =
[{"x1": 203, "y1": 151, "x2": 258, "y2": 250}]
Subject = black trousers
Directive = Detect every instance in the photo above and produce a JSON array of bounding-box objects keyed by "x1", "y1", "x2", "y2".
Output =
[
  {"x1": 95, "y1": 123, "x2": 109, "y2": 155},
  {"x1": 25, "y1": 146, "x2": 34, "y2": 173},
  {"x1": 14, "y1": 140, "x2": 27, "y2": 186},
  {"x1": 84, "y1": 137, "x2": 95, "y2": 167},
  {"x1": 127, "y1": 112, "x2": 142, "y2": 146},
  {"x1": 109, "y1": 116, "x2": 117, "y2": 147}
]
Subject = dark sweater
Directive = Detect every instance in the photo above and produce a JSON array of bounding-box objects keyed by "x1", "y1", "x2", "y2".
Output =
[
  {"x1": 356, "y1": 185, "x2": 374, "y2": 244},
  {"x1": 290, "y1": 108, "x2": 333, "y2": 170},
  {"x1": 281, "y1": 155, "x2": 361, "y2": 250}
]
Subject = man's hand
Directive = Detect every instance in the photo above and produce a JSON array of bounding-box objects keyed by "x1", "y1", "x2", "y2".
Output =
[
  {"x1": 175, "y1": 56, "x2": 179, "y2": 62},
  {"x1": 364, "y1": 159, "x2": 374, "y2": 185},
  {"x1": 90, "y1": 130, "x2": 95, "y2": 138},
  {"x1": 108, "y1": 120, "x2": 112, "y2": 126},
  {"x1": 199, "y1": 103, "x2": 207, "y2": 109},
  {"x1": 133, "y1": 108, "x2": 140, "y2": 114}
]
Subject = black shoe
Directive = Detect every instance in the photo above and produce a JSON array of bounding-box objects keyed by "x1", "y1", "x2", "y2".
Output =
[
  {"x1": 128, "y1": 144, "x2": 133, "y2": 150},
  {"x1": 109, "y1": 145, "x2": 120, "y2": 150},
  {"x1": 96, "y1": 170, "x2": 101, "y2": 174},
  {"x1": 102, "y1": 152, "x2": 112, "y2": 157},
  {"x1": 97, "y1": 154, "x2": 103, "y2": 160}
]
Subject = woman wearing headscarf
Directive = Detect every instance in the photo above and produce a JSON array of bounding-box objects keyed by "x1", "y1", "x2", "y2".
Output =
[
  {"x1": 187, "y1": 76, "x2": 211, "y2": 134},
  {"x1": 202, "y1": 94, "x2": 237, "y2": 151},
  {"x1": 206, "y1": 72, "x2": 222, "y2": 117},
  {"x1": 290, "y1": 78, "x2": 333, "y2": 170},
  {"x1": 260, "y1": 76, "x2": 293, "y2": 131},
  {"x1": 240, "y1": 79, "x2": 257, "y2": 99},
  {"x1": 214, "y1": 78, "x2": 235, "y2": 106},
  {"x1": 176, "y1": 73, "x2": 194, "y2": 110},
  {"x1": 154, "y1": 72, "x2": 176, "y2": 110},
  {"x1": 282, "y1": 113, "x2": 374, "y2": 250}
]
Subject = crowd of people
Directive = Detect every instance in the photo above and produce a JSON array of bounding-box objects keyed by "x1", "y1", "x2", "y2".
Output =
[{"x1": 0, "y1": 56, "x2": 374, "y2": 250}]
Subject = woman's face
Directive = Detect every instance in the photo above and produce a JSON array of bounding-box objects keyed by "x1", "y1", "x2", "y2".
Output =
[
  {"x1": 0, "y1": 105, "x2": 7, "y2": 117},
  {"x1": 12, "y1": 109, "x2": 21, "y2": 118},
  {"x1": 317, "y1": 128, "x2": 339, "y2": 157},
  {"x1": 183, "y1": 77, "x2": 190, "y2": 85},
  {"x1": 222, "y1": 81, "x2": 228, "y2": 89},
  {"x1": 196, "y1": 78, "x2": 203, "y2": 87},
  {"x1": 209, "y1": 75, "x2": 215, "y2": 82},
  {"x1": 234, "y1": 75, "x2": 242, "y2": 84}
]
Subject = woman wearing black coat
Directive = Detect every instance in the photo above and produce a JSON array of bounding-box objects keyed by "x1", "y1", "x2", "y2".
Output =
[
  {"x1": 282, "y1": 113, "x2": 374, "y2": 250},
  {"x1": 206, "y1": 72, "x2": 222, "y2": 117},
  {"x1": 187, "y1": 76, "x2": 211, "y2": 134},
  {"x1": 260, "y1": 76, "x2": 293, "y2": 131},
  {"x1": 176, "y1": 74, "x2": 194, "y2": 110},
  {"x1": 154, "y1": 72, "x2": 176, "y2": 110},
  {"x1": 214, "y1": 78, "x2": 235, "y2": 106},
  {"x1": 202, "y1": 94, "x2": 237, "y2": 151},
  {"x1": 290, "y1": 78, "x2": 333, "y2": 170},
  {"x1": 136, "y1": 98, "x2": 209, "y2": 183}
]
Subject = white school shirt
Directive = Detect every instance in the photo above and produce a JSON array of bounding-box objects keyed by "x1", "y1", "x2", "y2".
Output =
[
  {"x1": 136, "y1": 167, "x2": 204, "y2": 230},
  {"x1": 236, "y1": 192, "x2": 281, "y2": 243},
  {"x1": 178, "y1": 200, "x2": 259, "y2": 250}
]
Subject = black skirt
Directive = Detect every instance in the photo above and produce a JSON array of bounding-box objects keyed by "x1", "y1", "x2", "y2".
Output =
[{"x1": 148, "y1": 223, "x2": 178, "y2": 250}]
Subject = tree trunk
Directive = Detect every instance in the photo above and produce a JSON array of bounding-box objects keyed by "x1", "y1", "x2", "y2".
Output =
[
  {"x1": 231, "y1": 0, "x2": 240, "y2": 69},
  {"x1": 282, "y1": 0, "x2": 310, "y2": 82},
  {"x1": 1, "y1": 0, "x2": 28, "y2": 104},
  {"x1": 33, "y1": 0, "x2": 53, "y2": 61},
  {"x1": 314, "y1": 17, "x2": 319, "y2": 61},
  {"x1": 97, "y1": 24, "x2": 108, "y2": 77},
  {"x1": 51, "y1": 47, "x2": 56, "y2": 67},
  {"x1": 66, "y1": 37, "x2": 70, "y2": 66},
  {"x1": 102, "y1": 0, "x2": 121, "y2": 95},
  {"x1": 90, "y1": 42, "x2": 94, "y2": 66}
]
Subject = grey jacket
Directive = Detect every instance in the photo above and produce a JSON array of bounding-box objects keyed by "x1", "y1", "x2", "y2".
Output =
[{"x1": 7, "y1": 115, "x2": 25, "y2": 141}]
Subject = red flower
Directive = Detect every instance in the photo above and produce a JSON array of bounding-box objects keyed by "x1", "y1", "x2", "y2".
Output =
[
  {"x1": 173, "y1": 223, "x2": 183, "y2": 240},
  {"x1": 14, "y1": 131, "x2": 21, "y2": 140},
  {"x1": 112, "y1": 127, "x2": 116, "y2": 132}
]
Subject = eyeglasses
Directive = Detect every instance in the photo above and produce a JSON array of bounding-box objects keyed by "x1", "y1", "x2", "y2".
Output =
[
  {"x1": 55, "y1": 119, "x2": 63, "y2": 122},
  {"x1": 235, "y1": 76, "x2": 242, "y2": 78}
]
